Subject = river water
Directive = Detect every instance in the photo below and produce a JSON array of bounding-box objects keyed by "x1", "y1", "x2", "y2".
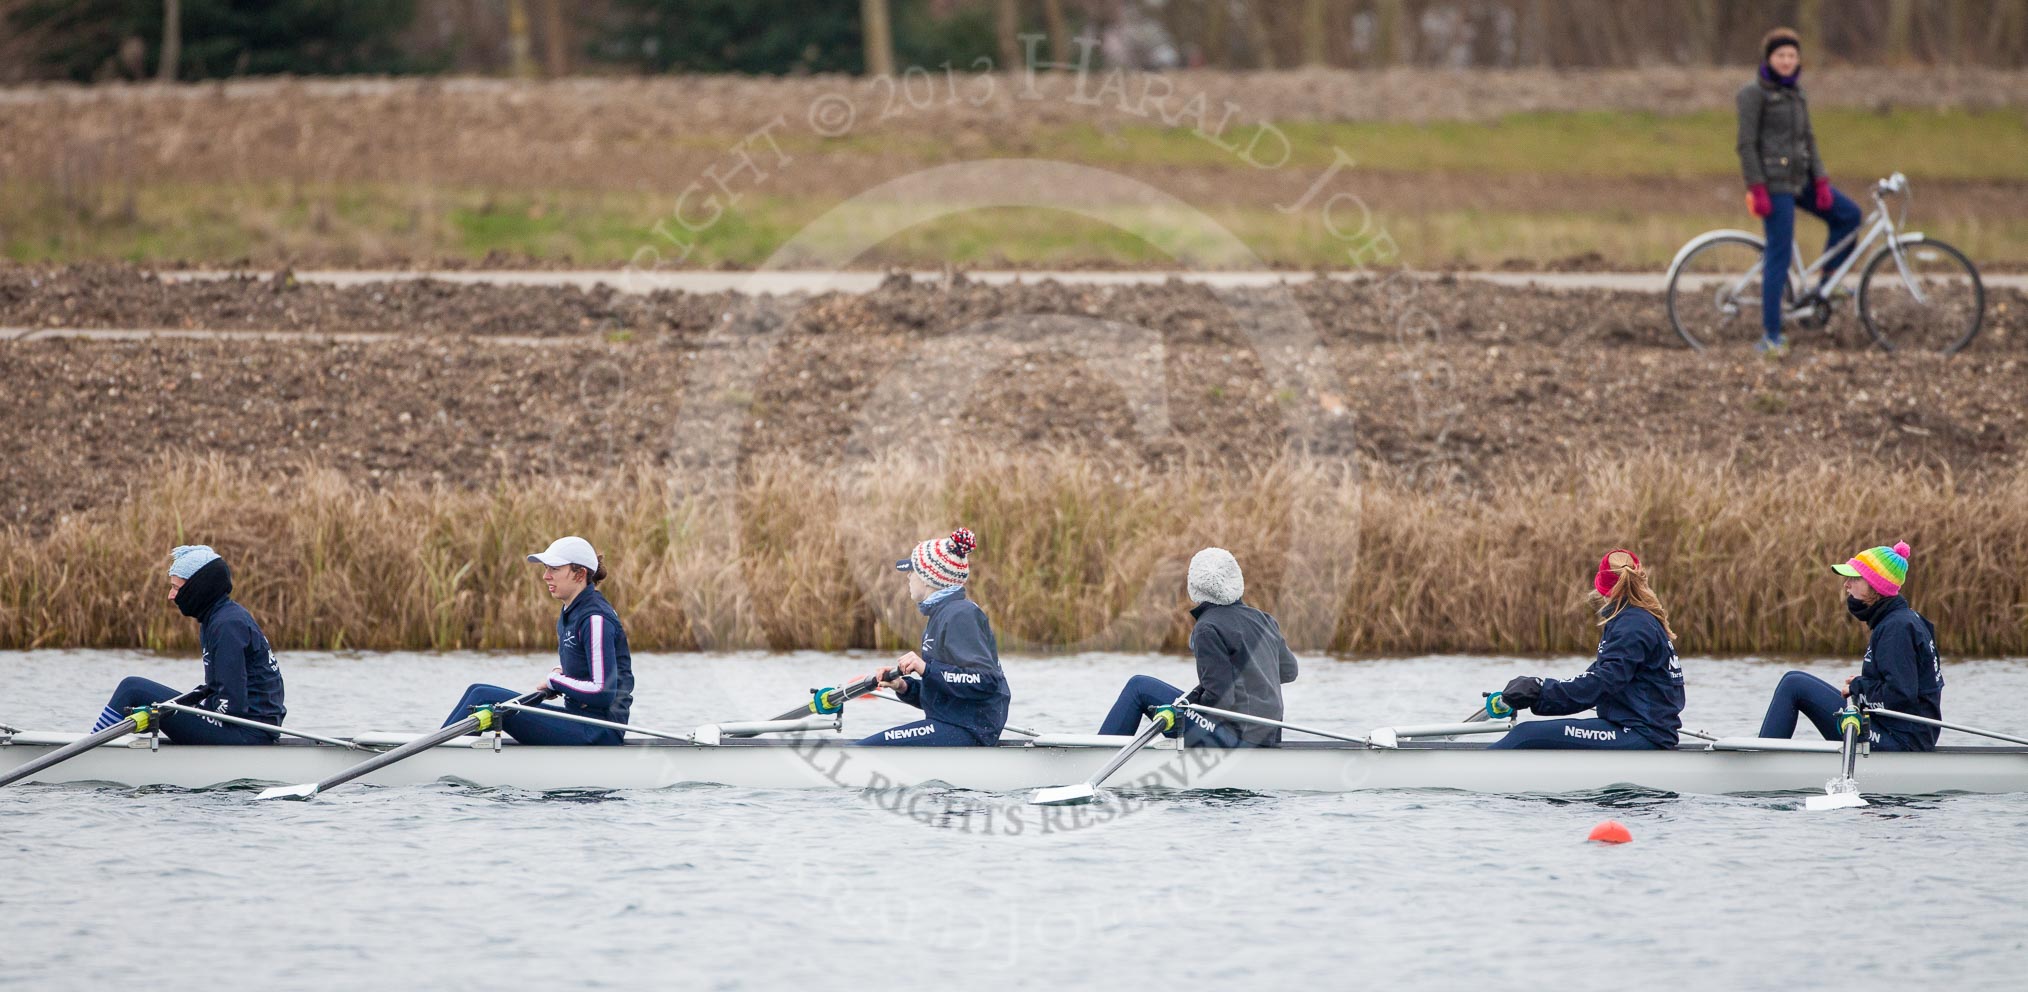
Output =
[{"x1": 4, "y1": 650, "x2": 2027, "y2": 990}]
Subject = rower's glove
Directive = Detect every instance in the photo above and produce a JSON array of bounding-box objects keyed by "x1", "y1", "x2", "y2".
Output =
[
  {"x1": 1145, "y1": 705, "x2": 1182, "y2": 736},
  {"x1": 1498, "y1": 676, "x2": 1545, "y2": 713}
]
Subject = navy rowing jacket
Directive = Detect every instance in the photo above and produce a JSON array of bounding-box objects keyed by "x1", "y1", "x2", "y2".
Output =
[
  {"x1": 1847, "y1": 595, "x2": 1943, "y2": 751},
  {"x1": 892, "y1": 589, "x2": 1009, "y2": 744},
  {"x1": 1535, "y1": 605, "x2": 1684, "y2": 748},
  {"x1": 546, "y1": 586, "x2": 634, "y2": 725},
  {"x1": 195, "y1": 597, "x2": 286, "y2": 728}
]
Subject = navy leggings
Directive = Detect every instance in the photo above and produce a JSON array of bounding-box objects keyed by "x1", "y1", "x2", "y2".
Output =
[
  {"x1": 1096, "y1": 675, "x2": 1244, "y2": 749},
  {"x1": 94, "y1": 676, "x2": 278, "y2": 745},
  {"x1": 855, "y1": 718, "x2": 990, "y2": 746},
  {"x1": 441, "y1": 683, "x2": 622, "y2": 746},
  {"x1": 1761, "y1": 186, "x2": 1864, "y2": 334},
  {"x1": 1756, "y1": 670, "x2": 1847, "y2": 740},
  {"x1": 1486, "y1": 717, "x2": 1661, "y2": 750}
]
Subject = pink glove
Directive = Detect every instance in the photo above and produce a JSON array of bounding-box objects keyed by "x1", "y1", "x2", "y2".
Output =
[
  {"x1": 1813, "y1": 177, "x2": 1833, "y2": 212},
  {"x1": 1746, "y1": 184, "x2": 1771, "y2": 219}
]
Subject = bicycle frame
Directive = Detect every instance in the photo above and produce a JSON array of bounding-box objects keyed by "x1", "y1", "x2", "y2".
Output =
[
  {"x1": 1686, "y1": 177, "x2": 1924, "y2": 316},
  {"x1": 1784, "y1": 193, "x2": 1898, "y2": 302}
]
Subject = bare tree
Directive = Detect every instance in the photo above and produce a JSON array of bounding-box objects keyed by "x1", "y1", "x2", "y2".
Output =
[
  {"x1": 1301, "y1": 0, "x2": 1328, "y2": 66},
  {"x1": 1242, "y1": 0, "x2": 1277, "y2": 68},
  {"x1": 1041, "y1": 0, "x2": 1070, "y2": 65},
  {"x1": 506, "y1": 0, "x2": 535, "y2": 78},
  {"x1": 1884, "y1": 0, "x2": 1914, "y2": 63},
  {"x1": 1201, "y1": 0, "x2": 1228, "y2": 67},
  {"x1": 541, "y1": 0, "x2": 570, "y2": 77},
  {"x1": 1374, "y1": 0, "x2": 1407, "y2": 67},
  {"x1": 996, "y1": 0, "x2": 1021, "y2": 70},
  {"x1": 157, "y1": 0, "x2": 180, "y2": 81},
  {"x1": 862, "y1": 0, "x2": 896, "y2": 76}
]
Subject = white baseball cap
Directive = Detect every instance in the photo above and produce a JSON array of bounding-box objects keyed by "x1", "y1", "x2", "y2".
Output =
[{"x1": 528, "y1": 536, "x2": 599, "y2": 570}]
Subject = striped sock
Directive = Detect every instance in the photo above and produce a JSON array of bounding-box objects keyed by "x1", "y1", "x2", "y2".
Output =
[{"x1": 90, "y1": 706, "x2": 123, "y2": 733}]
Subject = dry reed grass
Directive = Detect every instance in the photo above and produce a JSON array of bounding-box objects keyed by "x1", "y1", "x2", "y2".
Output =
[{"x1": 2, "y1": 449, "x2": 2022, "y2": 657}]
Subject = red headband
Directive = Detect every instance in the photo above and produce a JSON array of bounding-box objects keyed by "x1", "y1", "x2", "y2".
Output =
[{"x1": 1595, "y1": 549, "x2": 1640, "y2": 598}]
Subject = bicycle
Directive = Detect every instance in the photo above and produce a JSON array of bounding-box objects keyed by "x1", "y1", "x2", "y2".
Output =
[{"x1": 1665, "y1": 172, "x2": 1985, "y2": 355}]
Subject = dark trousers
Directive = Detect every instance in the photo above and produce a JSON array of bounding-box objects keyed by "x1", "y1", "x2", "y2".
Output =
[
  {"x1": 855, "y1": 718, "x2": 989, "y2": 746},
  {"x1": 441, "y1": 683, "x2": 622, "y2": 746},
  {"x1": 1762, "y1": 186, "x2": 1864, "y2": 334},
  {"x1": 1486, "y1": 717, "x2": 1661, "y2": 750},
  {"x1": 94, "y1": 676, "x2": 277, "y2": 745},
  {"x1": 1096, "y1": 675, "x2": 1244, "y2": 749},
  {"x1": 1757, "y1": 670, "x2": 1848, "y2": 740}
]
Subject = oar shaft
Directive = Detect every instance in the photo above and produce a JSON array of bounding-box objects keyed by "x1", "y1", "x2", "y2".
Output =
[
  {"x1": 1863, "y1": 707, "x2": 2028, "y2": 747},
  {"x1": 1084, "y1": 719, "x2": 1169, "y2": 788},
  {"x1": 1180, "y1": 702, "x2": 1370, "y2": 746},
  {"x1": 151, "y1": 702, "x2": 366, "y2": 750},
  {"x1": 0, "y1": 687, "x2": 206, "y2": 789},
  {"x1": 0, "y1": 720, "x2": 141, "y2": 788},
  {"x1": 302, "y1": 689, "x2": 552, "y2": 795},
  {"x1": 491, "y1": 702, "x2": 693, "y2": 743}
]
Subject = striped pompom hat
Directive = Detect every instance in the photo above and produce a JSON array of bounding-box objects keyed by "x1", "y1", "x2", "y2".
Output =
[
  {"x1": 896, "y1": 527, "x2": 977, "y2": 588},
  {"x1": 1833, "y1": 541, "x2": 1911, "y2": 597}
]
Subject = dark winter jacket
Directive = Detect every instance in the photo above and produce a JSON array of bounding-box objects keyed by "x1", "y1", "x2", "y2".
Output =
[
  {"x1": 1847, "y1": 595, "x2": 1944, "y2": 752},
  {"x1": 1736, "y1": 76, "x2": 1826, "y2": 195},
  {"x1": 892, "y1": 589, "x2": 1009, "y2": 744},
  {"x1": 194, "y1": 597, "x2": 286, "y2": 734},
  {"x1": 1185, "y1": 600, "x2": 1299, "y2": 747},
  {"x1": 1534, "y1": 605, "x2": 1685, "y2": 748},
  {"x1": 546, "y1": 586, "x2": 635, "y2": 725}
]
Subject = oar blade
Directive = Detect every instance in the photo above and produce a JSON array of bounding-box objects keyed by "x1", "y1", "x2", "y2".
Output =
[
  {"x1": 1028, "y1": 782, "x2": 1098, "y2": 806},
  {"x1": 255, "y1": 781, "x2": 320, "y2": 802},
  {"x1": 1805, "y1": 787, "x2": 1868, "y2": 811}
]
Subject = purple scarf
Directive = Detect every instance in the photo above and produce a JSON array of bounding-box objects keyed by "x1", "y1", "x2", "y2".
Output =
[{"x1": 1759, "y1": 61, "x2": 1800, "y2": 88}]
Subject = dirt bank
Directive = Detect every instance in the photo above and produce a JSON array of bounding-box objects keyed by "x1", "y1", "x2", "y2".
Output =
[{"x1": 5, "y1": 265, "x2": 2024, "y2": 534}]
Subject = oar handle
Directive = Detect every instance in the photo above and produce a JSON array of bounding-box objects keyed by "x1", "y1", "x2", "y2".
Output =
[{"x1": 785, "y1": 667, "x2": 901, "y2": 720}]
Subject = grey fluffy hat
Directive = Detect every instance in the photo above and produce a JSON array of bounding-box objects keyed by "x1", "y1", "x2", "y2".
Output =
[{"x1": 1187, "y1": 547, "x2": 1244, "y2": 606}]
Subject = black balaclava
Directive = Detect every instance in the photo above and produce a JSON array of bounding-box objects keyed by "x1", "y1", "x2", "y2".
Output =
[{"x1": 176, "y1": 556, "x2": 233, "y2": 620}]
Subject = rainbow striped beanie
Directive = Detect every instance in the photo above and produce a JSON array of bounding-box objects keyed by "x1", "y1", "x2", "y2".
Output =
[{"x1": 1832, "y1": 541, "x2": 1910, "y2": 597}]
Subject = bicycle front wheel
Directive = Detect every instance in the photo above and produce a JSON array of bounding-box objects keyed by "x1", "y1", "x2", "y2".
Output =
[
  {"x1": 1667, "y1": 235, "x2": 1780, "y2": 350},
  {"x1": 1857, "y1": 238, "x2": 1985, "y2": 355}
]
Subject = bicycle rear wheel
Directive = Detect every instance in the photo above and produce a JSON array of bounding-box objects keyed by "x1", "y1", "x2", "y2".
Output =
[
  {"x1": 1857, "y1": 238, "x2": 1985, "y2": 355},
  {"x1": 1667, "y1": 235, "x2": 1782, "y2": 350}
]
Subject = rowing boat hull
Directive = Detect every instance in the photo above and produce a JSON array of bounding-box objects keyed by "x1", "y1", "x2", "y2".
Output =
[{"x1": 5, "y1": 736, "x2": 2028, "y2": 796}]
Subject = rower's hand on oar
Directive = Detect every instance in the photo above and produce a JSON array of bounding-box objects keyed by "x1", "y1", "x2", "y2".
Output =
[
  {"x1": 1144, "y1": 704, "x2": 1181, "y2": 734},
  {"x1": 893, "y1": 653, "x2": 925, "y2": 678},
  {"x1": 856, "y1": 666, "x2": 906, "y2": 693},
  {"x1": 1497, "y1": 676, "x2": 1544, "y2": 713}
]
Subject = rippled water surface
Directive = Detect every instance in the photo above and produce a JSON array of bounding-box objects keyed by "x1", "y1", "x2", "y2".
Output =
[{"x1": 5, "y1": 650, "x2": 2028, "y2": 990}]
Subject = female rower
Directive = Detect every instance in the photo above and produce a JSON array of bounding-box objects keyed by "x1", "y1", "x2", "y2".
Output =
[
  {"x1": 1488, "y1": 550, "x2": 1684, "y2": 750},
  {"x1": 441, "y1": 536, "x2": 635, "y2": 745},
  {"x1": 860, "y1": 527, "x2": 1009, "y2": 746},
  {"x1": 1094, "y1": 547, "x2": 1298, "y2": 748},
  {"x1": 91, "y1": 545, "x2": 286, "y2": 743},
  {"x1": 1756, "y1": 542, "x2": 1942, "y2": 750}
]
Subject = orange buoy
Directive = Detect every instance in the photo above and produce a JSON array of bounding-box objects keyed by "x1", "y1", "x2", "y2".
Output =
[{"x1": 1587, "y1": 820, "x2": 1632, "y2": 844}]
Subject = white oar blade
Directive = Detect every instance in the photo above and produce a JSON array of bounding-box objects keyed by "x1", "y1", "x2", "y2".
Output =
[
  {"x1": 1028, "y1": 782, "x2": 1098, "y2": 806},
  {"x1": 1805, "y1": 789, "x2": 1868, "y2": 812},
  {"x1": 255, "y1": 782, "x2": 319, "y2": 802}
]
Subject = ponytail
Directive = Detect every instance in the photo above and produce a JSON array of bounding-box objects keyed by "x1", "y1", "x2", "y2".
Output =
[
  {"x1": 573, "y1": 555, "x2": 609, "y2": 586},
  {"x1": 1598, "y1": 553, "x2": 1676, "y2": 641}
]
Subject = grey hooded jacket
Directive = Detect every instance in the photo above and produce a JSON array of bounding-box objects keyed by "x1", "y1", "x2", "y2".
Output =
[
  {"x1": 1736, "y1": 77, "x2": 1825, "y2": 195},
  {"x1": 1185, "y1": 600, "x2": 1299, "y2": 746}
]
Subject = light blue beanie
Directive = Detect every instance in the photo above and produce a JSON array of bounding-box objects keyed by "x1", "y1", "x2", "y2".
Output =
[{"x1": 168, "y1": 545, "x2": 221, "y2": 579}]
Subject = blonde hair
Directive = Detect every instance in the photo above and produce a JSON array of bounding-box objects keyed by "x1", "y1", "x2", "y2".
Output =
[{"x1": 1598, "y1": 551, "x2": 1677, "y2": 641}]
